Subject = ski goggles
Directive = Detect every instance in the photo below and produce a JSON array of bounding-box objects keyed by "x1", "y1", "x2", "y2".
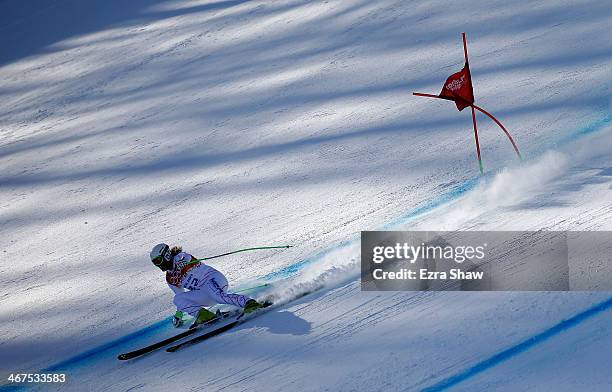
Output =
[{"x1": 152, "y1": 245, "x2": 171, "y2": 267}]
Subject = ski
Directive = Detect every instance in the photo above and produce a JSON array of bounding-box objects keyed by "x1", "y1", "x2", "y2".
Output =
[
  {"x1": 166, "y1": 301, "x2": 274, "y2": 353},
  {"x1": 117, "y1": 310, "x2": 237, "y2": 360}
]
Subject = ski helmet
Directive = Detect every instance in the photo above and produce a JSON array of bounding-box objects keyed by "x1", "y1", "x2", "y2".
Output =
[{"x1": 150, "y1": 243, "x2": 172, "y2": 270}]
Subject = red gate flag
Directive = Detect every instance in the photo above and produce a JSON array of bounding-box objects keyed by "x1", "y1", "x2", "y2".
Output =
[
  {"x1": 412, "y1": 32, "x2": 522, "y2": 174},
  {"x1": 439, "y1": 63, "x2": 474, "y2": 111}
]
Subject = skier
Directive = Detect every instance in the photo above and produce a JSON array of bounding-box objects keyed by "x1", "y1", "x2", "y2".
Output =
[{"x1": 150, "y1": 243, "x2": 263, "y2": 328}]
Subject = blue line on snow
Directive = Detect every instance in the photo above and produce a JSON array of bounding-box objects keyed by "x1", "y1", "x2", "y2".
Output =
[
  {"x1": 0, "y1": 321, "x2": 174, "y2": 392},
  {"x1": 556, "y1": 113, "x2": 611, "y2": 145},
  {"x1": 421, "y1": 296, "x2": 612, "y2": 392},
  {"x1": 9, "y1": 113, "x2": 610, "y2": 384},
  {"x1": 43, "y1": 320, "x2": 171, "y2": 372},
  {"x1": 260, "y1": 238, "x2": 354, "y2": 281},
  {"x1": 383, "y1": 176, "x2": 481, "y2": 230}
]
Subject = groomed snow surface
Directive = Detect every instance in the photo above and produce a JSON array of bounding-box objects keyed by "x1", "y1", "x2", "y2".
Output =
[{"x1": 1, "y1": 0, "x2": 611, "y2": 391}]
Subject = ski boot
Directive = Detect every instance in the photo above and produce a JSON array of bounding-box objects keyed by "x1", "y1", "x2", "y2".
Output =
[
  {"x1": 189, "y1": 308, "x2": 217, "y2": 329},
  {"x1": 243, "y1": 299, "x2": 263, "y2": 314}
]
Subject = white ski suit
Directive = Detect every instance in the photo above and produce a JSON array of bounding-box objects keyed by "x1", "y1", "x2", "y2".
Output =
[{"x1": 166, "y1": 252, "x2": 250, "y2": 316}]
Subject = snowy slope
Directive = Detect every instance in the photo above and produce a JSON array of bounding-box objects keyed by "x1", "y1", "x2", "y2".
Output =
[{"x1": 0, "y1": 0, "x2": 611, "y2": 391}]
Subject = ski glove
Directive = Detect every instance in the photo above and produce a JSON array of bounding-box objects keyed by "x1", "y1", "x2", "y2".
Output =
[{"x1": 172, "y1": 311, "x2": 184, "y2": 328}]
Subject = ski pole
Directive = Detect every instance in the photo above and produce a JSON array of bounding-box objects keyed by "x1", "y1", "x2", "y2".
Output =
[
  {"x1": 188, "y1": 245, "x2": 292, "y2": 264},
  {"x1": 234, "y1": 283, "x2": 271, "y2": 293}
]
